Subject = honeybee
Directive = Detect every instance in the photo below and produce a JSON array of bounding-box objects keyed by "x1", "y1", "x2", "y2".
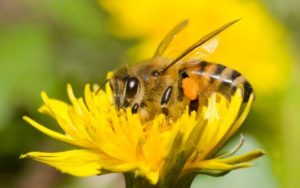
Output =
[{"x1": 108, "y1": 19, "x2": 253, "y2": 122}]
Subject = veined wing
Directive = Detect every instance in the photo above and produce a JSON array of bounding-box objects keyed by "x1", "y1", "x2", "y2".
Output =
[
  {"x1": 161, "y1": 19, "x2": 240, "y2": 72},
  {"x1": 151, "y1": 20, "x2": 221, "y2": 67},
  {"x1": 153, "y1": 20, "x2": 188, "y2": 57}
]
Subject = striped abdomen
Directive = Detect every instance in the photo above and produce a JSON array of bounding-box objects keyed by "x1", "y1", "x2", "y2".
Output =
[{"x1": 184, "y1": 61, "x2": 253, "y2": 102}]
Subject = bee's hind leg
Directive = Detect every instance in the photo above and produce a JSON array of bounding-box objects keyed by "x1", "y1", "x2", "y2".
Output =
[
  {"x1": 177, "y1": 69, "x2": 189, "y2": 101},
  {"x1": 178, "y1": 69, "x2": 199, "y2": 113}
]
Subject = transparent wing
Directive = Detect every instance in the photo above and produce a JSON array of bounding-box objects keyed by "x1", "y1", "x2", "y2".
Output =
[
  {"x1": 151, "y1": 21, "x2": 219, "y2": 67},
  {"x1": 153, "y1": 20, "x2": 188, "y2": 57},
  {"x1": 161, "y1": 19, "x2": 239, "y2": 72},
  {"x1": 180, "y1": 37, "x2": 219, "y2": 62}
]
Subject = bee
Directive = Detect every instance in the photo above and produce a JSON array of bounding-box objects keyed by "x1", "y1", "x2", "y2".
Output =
[{"x1": 108, "y1": 19, "x2": 253, "y2": 122}]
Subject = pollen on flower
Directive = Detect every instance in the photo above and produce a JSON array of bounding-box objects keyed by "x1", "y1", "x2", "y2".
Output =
[{"x1": 21, "y1": 82, "x2": 264, "y2": 186}]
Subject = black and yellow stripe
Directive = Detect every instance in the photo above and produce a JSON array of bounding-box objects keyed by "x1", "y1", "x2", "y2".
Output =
[{"x1": 185, "y1": 60, "x2": 253, "y2": 102}]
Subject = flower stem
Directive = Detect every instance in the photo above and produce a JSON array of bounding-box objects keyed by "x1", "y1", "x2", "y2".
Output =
[
  {"x1": 123, "y1": 172, "x2": 196, "y2": 188},
  {"x1": 124, "y1": 173, "x2": 156, "y2": 188}
]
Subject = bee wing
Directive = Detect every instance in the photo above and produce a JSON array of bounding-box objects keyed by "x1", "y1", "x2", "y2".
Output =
[
  {"x1": 160, "y1": 19, "x2": 240, "y2": 72},
  {"x1": 153, "y1": 20, "x2": 189, "y2": 57},
  {"x1": 180, "y1": 37, "x2": 219, "y2": 62},
  {"x1": 151, "y1": 22, "x2": 219, "y2": 67}
]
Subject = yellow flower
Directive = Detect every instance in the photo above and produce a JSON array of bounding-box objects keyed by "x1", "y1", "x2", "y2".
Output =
[
  {"x1": 21, "y1": 82, "x2": 263, "y2": 187},
  {"x1": 98, "y1": 0, "x2": 292, "y2": 95}
]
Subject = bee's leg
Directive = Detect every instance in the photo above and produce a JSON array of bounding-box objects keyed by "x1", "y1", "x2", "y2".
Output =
[
  {"x1": 189, "y1": 98, "x2": 199, "y2": 113},
  {"x1": 179, "y1": 69, "x2": 189, "y2": 78},
  {"x1": 177, "y1": 69, "x2": 189, "y2": 101},
  {"x1": 161, "y1": 86, "x2": 173, "y2": 116},
  {"x1": 178, "y1": 69, "x2": 199, "y2": 113},
  {"x1": 131, "y1": 103, "x2": 139, "y2": 114}
]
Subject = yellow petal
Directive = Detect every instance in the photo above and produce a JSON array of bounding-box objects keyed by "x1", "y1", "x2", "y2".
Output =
[
  {"x1": 22, "y1": 116, "x2": 77, "y2": 146},
  {"x1": 195, "y1": 160, "x2": 251, "y2": 171},
  {"x1": 21, "y1": 150, "x2": 102, "y2": 177},
  {"x1": 39, "y1": 92, "x2": 84, "y2": 141},
  {"x1": 220, "y1": 149, "x2": 265, "y2": 164},
  {"x1": 185, "y1": 149, "x2": 264, "y2": 173}
]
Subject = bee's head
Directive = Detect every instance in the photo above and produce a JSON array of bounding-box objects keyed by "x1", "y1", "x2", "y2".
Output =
[{"x1": 109, "y1": 67, "x2": 141, "y2": 110}]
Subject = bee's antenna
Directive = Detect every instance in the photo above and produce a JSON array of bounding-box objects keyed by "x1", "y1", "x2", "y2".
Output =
[
  {"x1": 125, "y1": 66, "x2": 129, "y2": 77},
  {"x1": 96, "y1": 79, "x2": 109, "y2": 94},
  {"x1": 160, "y1": 19, "x2": 240, "y2": 74}
]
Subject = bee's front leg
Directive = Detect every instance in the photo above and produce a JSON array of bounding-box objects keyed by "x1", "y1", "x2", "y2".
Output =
[
  {"x1": 131, "y1": 103, "x2": 139, "y2": 114},
  {"x1": 160, "y1": 86, "x2": 173, "y2": 116}
]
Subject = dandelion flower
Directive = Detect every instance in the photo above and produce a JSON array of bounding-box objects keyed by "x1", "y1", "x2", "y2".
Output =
[{"x1": 21, "y1": 81, "x2": 264, "y2": 187}]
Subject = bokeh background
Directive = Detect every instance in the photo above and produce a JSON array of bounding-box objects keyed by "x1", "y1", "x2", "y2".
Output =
[{"x1": 0, "y1": 0, "x2": 299, "y2": 187}]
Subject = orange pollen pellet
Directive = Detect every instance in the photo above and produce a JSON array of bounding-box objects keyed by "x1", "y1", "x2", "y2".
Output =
[{"x1": 182, "y1": 78, "x2": 199, "y2": 100}]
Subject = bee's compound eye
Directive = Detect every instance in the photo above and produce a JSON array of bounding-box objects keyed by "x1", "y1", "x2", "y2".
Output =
[{"x1": 125, "y1": 77, "x2": 139, "y2": 99}]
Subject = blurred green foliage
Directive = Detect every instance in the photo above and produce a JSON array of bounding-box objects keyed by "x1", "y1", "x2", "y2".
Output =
[{"x1": 0, "y1": 0, "x2": 299, "y2": 188}]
